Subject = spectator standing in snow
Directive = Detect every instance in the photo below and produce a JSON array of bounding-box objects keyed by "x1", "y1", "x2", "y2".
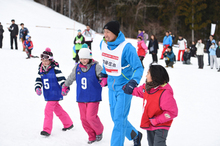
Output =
[
  {"x1": 169, "y1": 31, "x2": 175, "y2": 43},
  {"x1": 183, "y1": 47, "x2": 191, "y2": 64},
  {"x1": 137, "y1": 36, "x2": 148, "y2": 67},
  {"x1": 177, "y1": 35, "x2": 187, "y2": 61},
  {"x1": 148, "y1": 35, "x2": 159, "y2": 63},
  {"x1": 8, "y1": 19, "x2": 18, "y2": 50},
  {"x1": 209, "y1": 40, "x2": 218, "y2": 69},
  {"x1": 143, "y1": 30, "x2": 148, "y2": 44},
  {"x1": 190, "y1": 41, "x2": 197, "y2": 57},
  {"x1": 137, "y1": 29, "x2": 144, "y2": 39},
  {"x1": 101, "y1": 21, "x2": 143, "y2": 146},
  {"x1": 132, "y1": 63, "x2": 178, "y2": 146},
  {"x1": 205, "y1": 35, "x2": 214, "y2": 66},
  {"x1": 62, "y1": 47, "x2": 104, "y2": 144},
  {"x1": 0, "y1": 22, "x2": 4, "y2": 48},
  {"x1": 217, "y1": 41, "x2": 220, "y2": 72},
  {"x1": 163, "y1": 46, "x2": 175, "y2": 68},
  {"x1": 19, "y1": 23, "x2": 29, "y2": 51},
  {"x1": 35, "y1": 48, "x2": 73, "y2": 137},
  {"x1": 160, "y1": 31, "x2": 172, "y2": 59},
  {"x1": 73, "y1": 29, "x2": 85, "y2": 63},
  {"x1": 82, "y1": 25, "x2": 94, "y2": 50},
  {"x1": 196, "y1": 39, "x2": 205, "y2": 69}
]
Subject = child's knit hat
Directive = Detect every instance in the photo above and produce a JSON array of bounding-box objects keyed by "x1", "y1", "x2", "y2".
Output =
[
  {"x1": 78, "y1": 44, "x2": 92, "y2": 59},
  {"x1": 41, "y1": 48, "x2": 53, "y2": 60}
]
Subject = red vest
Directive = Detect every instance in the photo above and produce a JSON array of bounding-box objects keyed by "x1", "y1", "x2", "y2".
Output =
[
  {"x1": 137, "y1": 43, "x2": 146, "y2": 56},
  {"x1": 140, "y1": 87, "x2": 173, "y2": 128}
]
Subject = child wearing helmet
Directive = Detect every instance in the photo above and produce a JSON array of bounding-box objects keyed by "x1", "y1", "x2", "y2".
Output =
[
  {"x1": 35, "y1": 48, "x2": 73, "y2": 136},
  {"x1": 62, "y1": 44, "x2": 104, "y2": 144},
  {"x1": 23, "y1": 35, "x2": 33, "y2": 59}
]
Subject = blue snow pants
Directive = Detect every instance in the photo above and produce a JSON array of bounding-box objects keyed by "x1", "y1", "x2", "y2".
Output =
[{"x1": 109, "y1": 89, "x2": 138, "y2": 146}]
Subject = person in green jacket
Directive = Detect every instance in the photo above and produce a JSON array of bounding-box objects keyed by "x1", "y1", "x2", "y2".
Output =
[{"x1": 73, "y1": 29, "x2": 85, "y2": 63}]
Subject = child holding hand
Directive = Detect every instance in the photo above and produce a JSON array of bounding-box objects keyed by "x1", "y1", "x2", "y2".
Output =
[
  {"x1": 62, "y1": 44, "x2": 104, "y2": 144},
  {"x1": 131, "y1": 63, "x2": 178, "y2": 146},
  {"x1": 35, "y1": 48, "x2": 73, "y2": 136}
]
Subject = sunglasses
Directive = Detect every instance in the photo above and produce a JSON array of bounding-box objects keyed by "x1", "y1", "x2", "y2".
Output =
[{"x1": 40, "y1": 54, "x2": 53, "y2": 60}]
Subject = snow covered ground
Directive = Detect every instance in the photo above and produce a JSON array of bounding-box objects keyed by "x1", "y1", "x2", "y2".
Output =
[{"x1": 0, "y1": 0, "x2": 220, "y2": 146}]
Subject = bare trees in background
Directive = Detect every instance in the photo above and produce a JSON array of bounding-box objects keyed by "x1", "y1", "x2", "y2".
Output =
[{"x1": 34, "y1": 0, "x2": 220, "y2": 42}]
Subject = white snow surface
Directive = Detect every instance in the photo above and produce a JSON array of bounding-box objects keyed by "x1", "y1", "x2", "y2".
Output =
[{"x1": 0, "y1": 0, "x2": 220, "y2": 146}]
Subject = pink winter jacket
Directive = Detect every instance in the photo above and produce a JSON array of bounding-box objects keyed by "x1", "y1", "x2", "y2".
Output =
[
  {"x1": 137, "y1": 40, "x2": 148, "y2": 56},
  {"x1": 132, "y1": 83, "x2": 178, "y2": 131}
]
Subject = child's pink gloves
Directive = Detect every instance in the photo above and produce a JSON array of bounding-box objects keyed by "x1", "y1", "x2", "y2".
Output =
[
  {"x1": 149, "y1": 118, "x2": 158, "y2": 126},
  {"x1": 100, "y1": 78, "x2": 107, "y2": 87},
  {"x1": 61, "y1": 84, "x2": 69, "y2": 96},
  {"x1": 36, "y1": 88, "x2": 42, "y2": 96}
]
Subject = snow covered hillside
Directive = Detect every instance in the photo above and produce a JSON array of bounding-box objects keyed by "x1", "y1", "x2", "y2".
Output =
[{"x1": 0, "y1": 0, "x2": 220, "y2": 146}]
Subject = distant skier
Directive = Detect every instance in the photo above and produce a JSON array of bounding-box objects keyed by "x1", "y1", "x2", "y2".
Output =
[
  {"x1": 8, "y1": 19, "x2": 18, "y2": 50},
  {"x1": 35, "y1": 48, "x2": 73, "y2": 137},
  {"x1": 19, "y1": 23, "x2": 29, "y2": 52},
  {"x1": 82, "y1": 25, "x2": 94, "y2": 50},
  {"x1": 23, "y1": 35, "x2": 39, "y2": 59},
  {"x1": 62, "y1": 46, "x2": 104, "y2": 144}
]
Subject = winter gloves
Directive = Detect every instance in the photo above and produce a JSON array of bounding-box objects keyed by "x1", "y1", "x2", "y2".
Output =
[
  {"x1": 100, "y1": 78, "x2": 107, "y2": 87},
  {"x1": 122, "y1": 79, "x2": 138, "y2": 95},
  {"x1": 76, "y1": 40, "x2": 81, "y2": 44},
  {"x1": 99, "y1": 73, "x2": 108, "y2": 87},
  {"x1": 36, "y1": 88, "x2": 42, "y2": 96},
  {"x1": 61, "y1": 84, "x2": 70, "y2": 96}
]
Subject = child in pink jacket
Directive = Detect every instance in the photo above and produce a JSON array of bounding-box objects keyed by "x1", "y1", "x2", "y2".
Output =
[
  {"x1": 132, "y1": 63, "x2": 178, "y2": 146},
  {"x1": 137, "y1": 36, "x2": 148, "y2": 67}
]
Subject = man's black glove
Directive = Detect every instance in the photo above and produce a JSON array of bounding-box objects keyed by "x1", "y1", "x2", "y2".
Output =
[{"x1": 122, "y1": 79, "x2": 138, "y2": 95}]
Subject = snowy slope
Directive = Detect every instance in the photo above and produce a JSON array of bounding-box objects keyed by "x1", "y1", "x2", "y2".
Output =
[{"x1": 0, "y1": 0, "x2": 220, "y2": 146}]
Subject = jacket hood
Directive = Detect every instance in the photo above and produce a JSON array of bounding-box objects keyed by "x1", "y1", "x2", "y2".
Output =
[
  {"x1": 138, "y1": 40, "x2": 145, "y2": 45},
  {"x1": 148, "y1": 83, "x2": 173, "y2": 94},
  {"x1": 211, "y1": 40, "x2": 216, "y2": 44},
  {"x1": 106, "y1": 31, "x2": 125, "y2": 50}
]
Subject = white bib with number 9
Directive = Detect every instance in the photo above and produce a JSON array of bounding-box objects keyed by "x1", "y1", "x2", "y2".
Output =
[
  {"x1": 81, "y1": 77, "x2": 87, "y2": 89},
  {"x1": 44, "y1": 79, "x2": 50, "y2": 89}
]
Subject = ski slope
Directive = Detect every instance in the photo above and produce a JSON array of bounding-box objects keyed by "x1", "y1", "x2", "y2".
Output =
[{"x1": 0, "y1": 0, "x2": 220, "y2": 146}]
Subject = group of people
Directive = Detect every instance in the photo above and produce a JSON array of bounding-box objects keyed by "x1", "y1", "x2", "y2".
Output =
[
  {"x1": 137, "y1": 28, "x2": 220, "y2": 72},
  {"x1": 34, "y1": 21, "x2": 178, "y2": 146},
  {"x1": 0, "y1": 19, "x2": 37, "y2": 59},
  {"x1": 73, "y1": 25, "x2": 94, "y2": 64}
]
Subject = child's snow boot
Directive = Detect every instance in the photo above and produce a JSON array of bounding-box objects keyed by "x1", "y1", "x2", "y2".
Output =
[
  {"x1": 62, "y1": 124, "x2": 74, "y2": 131},
  {"x1": 40, "y1": 131, "x2": 50, "y2": 137},
  {"x1": 88, "y1": 140, "x2": 95, "y2": 144},
  {"x1": 96, "y1": 133, "x2": 103, "y2": 141}
]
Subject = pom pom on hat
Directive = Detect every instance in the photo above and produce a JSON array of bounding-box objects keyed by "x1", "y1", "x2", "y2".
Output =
[
  {"x1": 42, "y1": 47, "x2": 53, "y2": 59},
  {"x1": 45, "y1": 47, "x2": 51, "y2": 52},
  {"x1": 78, "y1": 48, "x2": 92, "y2": 59},
  {"x1": 81, "y1": 43, "x2": 88, "y2": 49}
]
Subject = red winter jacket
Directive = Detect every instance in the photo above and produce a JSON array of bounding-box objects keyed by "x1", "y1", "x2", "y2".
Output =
[
  {"x1": 132, "y1": 83, "x2": 178, "y2": 131},
  {"x1": 137, "y1": 40, "x2": 148, "y2": 57},
  {"x1": 23, "y1": 40, "x2": 33, "y2": 50}
]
